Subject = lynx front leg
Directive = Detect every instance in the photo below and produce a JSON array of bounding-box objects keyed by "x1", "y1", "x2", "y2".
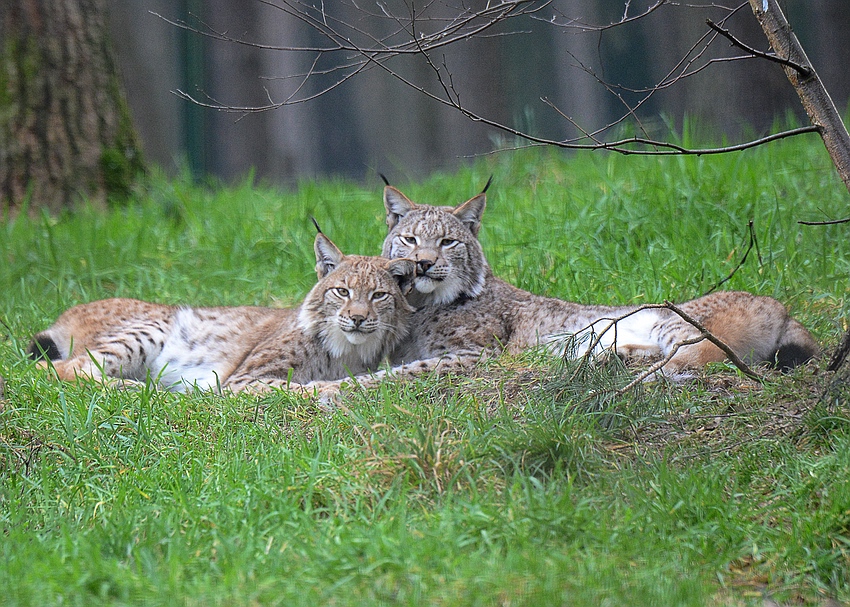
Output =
[{"x1": 303, "y1": 352, "x2": 484, "y2": 403}]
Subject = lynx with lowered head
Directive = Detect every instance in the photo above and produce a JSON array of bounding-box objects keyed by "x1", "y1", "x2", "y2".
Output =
[{"x1": 377, "y1": 184, "x2": 818, "y2": 375}]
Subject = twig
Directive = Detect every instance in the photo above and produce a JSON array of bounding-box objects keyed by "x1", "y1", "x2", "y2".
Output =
[
  {"x1": 614, "y1": 335, "x2": 706, "y2": 396},
  {"x1": 704, "y1": 219, "x2": 760, "y2": 295},
  {"x1": 798, "y1": 216, "x2": 850, "y2": 226},
  {"x1": 705, "y1": 18, "x2": 811, "y2": 78},
  {"x1": 541, "y1": 0, "x2": 667, "y2": 32}
]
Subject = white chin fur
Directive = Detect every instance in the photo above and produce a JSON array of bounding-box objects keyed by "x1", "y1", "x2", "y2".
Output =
[
  {"x1": 343, "y1": 331, "x2": 371, "y2": 345},
  {"x1": 416, "y1": 278, "x2": 464, "y2": 306},
  {"x1": 323, "y1": 327, "x2": 380, "y2": 361},
  {"x1": 414, "y1": 276, "x2": 438, "y2": 293}
]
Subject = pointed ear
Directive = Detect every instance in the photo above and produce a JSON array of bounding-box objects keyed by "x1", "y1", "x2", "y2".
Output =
[
  {"x1": 314, "y1": 233, "x2": 345, "y2": 278},
  {"x1": 452, "y1": 193, "x2": 486, "y2": 237},
  {"x1": 386, "y1": 258, "x2": 417, "y2": 295},
  {"x1": 384, "y1": 186, "x2": 415, "y2": 231}
]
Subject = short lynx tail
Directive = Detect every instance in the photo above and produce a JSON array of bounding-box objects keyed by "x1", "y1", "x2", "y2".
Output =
[
  {"x1": 27, "y1": 334, "x2": 61, "y2": 362},
  {"x1": 775, "y1": 319, "x2": 820, "y2": 371}
]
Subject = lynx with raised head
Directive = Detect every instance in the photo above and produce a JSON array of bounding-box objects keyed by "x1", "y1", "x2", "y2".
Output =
[{"x1": 29, "y1": 233, "x2": 416, "y2": 393}]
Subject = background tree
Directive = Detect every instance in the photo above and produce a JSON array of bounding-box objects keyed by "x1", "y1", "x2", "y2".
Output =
[
  {"x1": 0, "y1": 0, "x2": 144, "y2": 212},
  {"x1": 164, "y1": 0, "x2": 849, "y2": 186}
]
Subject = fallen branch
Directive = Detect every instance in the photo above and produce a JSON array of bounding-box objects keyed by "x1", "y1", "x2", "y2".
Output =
[{"x1": 798, "y1": 217, "x2": 850, "y2": 226}]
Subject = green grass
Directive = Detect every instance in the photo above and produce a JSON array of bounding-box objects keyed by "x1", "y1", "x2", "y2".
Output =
[{"x1": 2, "y1": 132, "x2": 850, "y2": 605}]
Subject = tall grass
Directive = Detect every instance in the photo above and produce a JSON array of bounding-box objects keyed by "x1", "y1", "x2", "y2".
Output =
[{"x1": 1, "y1": 134, "x2": 850, "y2": 605}]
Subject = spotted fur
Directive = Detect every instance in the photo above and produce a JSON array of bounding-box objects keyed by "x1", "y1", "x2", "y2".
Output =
[
  {"x1": 303, "y1": 186, "x2": 819, "y2": 400},
  {"x1": 28, "y1": 233, "x2": 416, "y2": 393},
  {"x1": 380, "y1": 185, "x2": 819, "y2": 373}
]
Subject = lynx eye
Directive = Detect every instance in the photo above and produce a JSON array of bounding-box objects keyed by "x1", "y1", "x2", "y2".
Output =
[
  {"x1": 400, "y1": 235, "x2": 417, "y2": 246},
  {"x1": 440, "y1": 238, "x2": 458, "y2": 248},
  {"x1": 331, "y1": 287, "x2": 350, "y2": 298},
  {"x1": 371, "y1": 291, "x2": 389, "y2": 301}
]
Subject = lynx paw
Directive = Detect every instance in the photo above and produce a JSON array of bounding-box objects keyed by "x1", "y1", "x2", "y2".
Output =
[
  {"x1": 617, "y1": 343, "x2": 664, "y2": 362},
  {"x1": 298, "y1": 381, "x2": 346, "y2": 410}
]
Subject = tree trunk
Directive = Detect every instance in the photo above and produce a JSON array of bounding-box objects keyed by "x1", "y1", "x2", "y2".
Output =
[
  {"x1": 749, "y1": 0, "x2": 850, "y2": 196},
  {"x1": 749, "y1": 0, "x2": 850, "y2": 372},
  {"x1": 0, "y1": 0, "x2": 144, "y2": 212}
]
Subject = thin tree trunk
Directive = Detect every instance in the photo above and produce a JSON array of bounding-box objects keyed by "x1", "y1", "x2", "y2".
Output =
[
  {"x1": 749, "y1": 0, "x2": 850, "y2": 372},
  {"x1": 749, "y1": 0, "x2": 850, "y2": 195},
  {"x1": 0, "y1": 0, "x2": 144, "y2": 212}
]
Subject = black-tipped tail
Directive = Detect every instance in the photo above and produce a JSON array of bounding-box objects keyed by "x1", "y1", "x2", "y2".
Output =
[
  {"x1": 28, "y1": 335, "x2": 61, "y2": 361},
  {"x1": 775, "y1": 319, "x2": 820, "y2": 372},
  {"x1": 775, "y1": 343, "x2": 818, "y2": 372}
]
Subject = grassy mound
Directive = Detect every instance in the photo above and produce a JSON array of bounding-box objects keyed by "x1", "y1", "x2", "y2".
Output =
[{"x1": 1, "y1": 135, "x2": 849, "y2": 605}]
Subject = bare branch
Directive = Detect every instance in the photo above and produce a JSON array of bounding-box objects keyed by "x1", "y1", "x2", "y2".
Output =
[
  {"x1": 162, "y1": 1, "x2": 822, "y2": 157},
  {"x1": 705, "y1": 18, "x2": 811, "y2": 77},
  {"x1": 704, "y1": 219, "x2": 761, "y2": 295}
]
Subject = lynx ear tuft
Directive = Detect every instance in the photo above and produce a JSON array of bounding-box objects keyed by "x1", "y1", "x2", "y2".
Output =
[
  {"x1": 452, "y1": 193, "x2": 487, "y2": 237},
  {"x1": 379, "y1": 173, "x2": 390, "y2": 186},
  {"x1": 481, "y1": 175, "x2": 493, "y2": 194},
  {"x1": 314, "y1": 232, "x2": 345, "y2": 278},
  {"x1": 384, "y1": 186, "x2": 416, "y2": 231}
]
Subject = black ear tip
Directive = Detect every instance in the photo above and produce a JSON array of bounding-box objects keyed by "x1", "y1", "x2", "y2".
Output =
[
  {"x1": 481, "y1": 175, "x2": 493, "y2": 194},
  {"x1": 379, "y1": 173, "x2": 390, "y2": 186},
  {"x1": 310, "y1": 216, "x2": 323, "y2": 234}
]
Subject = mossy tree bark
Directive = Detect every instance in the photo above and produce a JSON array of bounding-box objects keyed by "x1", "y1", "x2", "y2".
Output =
[{"x1": 0, "y1": 0, "x2": 144, "y2": 212}]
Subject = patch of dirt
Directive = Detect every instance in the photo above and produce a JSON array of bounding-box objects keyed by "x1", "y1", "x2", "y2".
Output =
[{"x1": 443, "y1": 357, "x2": 847, "y2": 462}]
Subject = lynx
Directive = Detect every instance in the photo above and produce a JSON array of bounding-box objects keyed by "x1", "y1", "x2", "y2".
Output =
[
  {"x1": 29, "y1": 233, "x2": 416, "y2": 393},
  {"x1": 375, "y1": 185, "x2": 819, "y2": 375}
]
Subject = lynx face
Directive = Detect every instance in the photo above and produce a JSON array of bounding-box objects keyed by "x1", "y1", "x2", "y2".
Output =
[
  {"x1": 299, "y1": 235, "x2": 416, "y2": 362},
  {"x1": 381, "y1": 186, "x2": 488, "y2": 306}
]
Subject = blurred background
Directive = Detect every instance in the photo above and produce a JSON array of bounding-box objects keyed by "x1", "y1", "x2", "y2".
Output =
[{"x1": 110, "y1": 0, "x2": 850, "y2": 185}]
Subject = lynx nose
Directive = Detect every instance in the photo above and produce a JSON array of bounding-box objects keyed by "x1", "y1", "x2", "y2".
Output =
[
  {"x1": 417, "y1": 259, "x2": 434, "y2": 273},
  {"x1": 350, "y1": 314, "x2": 366, "y2": 328}
]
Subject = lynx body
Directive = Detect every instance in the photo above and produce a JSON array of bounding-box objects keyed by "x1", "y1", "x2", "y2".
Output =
[{"x1": 378, "y1": 185, "x2": 818, "y2": 374}]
